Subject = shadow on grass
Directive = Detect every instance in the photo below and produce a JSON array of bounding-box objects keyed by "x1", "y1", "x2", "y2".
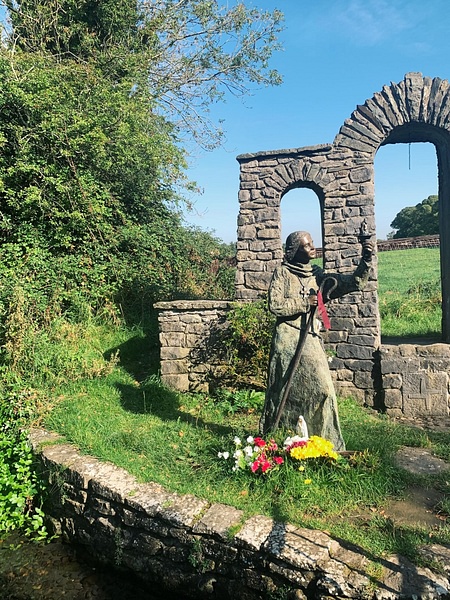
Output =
[
  {"x1": 104, "y1": 309, "x2": 161, "y2": 382},
  {"x1": 115, "y1": 381, "x2": 234, "y2": 438}
]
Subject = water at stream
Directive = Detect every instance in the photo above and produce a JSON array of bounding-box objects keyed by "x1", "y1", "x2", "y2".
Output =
[{"x1": 0, "y1": 534, "x2": 183, "y2": 600}]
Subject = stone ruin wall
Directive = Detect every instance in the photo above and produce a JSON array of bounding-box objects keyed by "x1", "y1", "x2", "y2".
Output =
[{"x1": 156, "y1": 73, "x2": 450, "y2": 418}]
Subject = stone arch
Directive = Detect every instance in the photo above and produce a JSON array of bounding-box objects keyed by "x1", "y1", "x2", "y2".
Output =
[
  {"x1": 237, "y1": 72, "x2": 450, "y2": 336},
  {"x1": 235, "y1": 72, "x2": 450, "y2": 409},
  {"x1": 280, "y1": 178, "x2": 326, "y2": 245},
  {"x1": 334, "y1": 72, "x2": 450, "y2": 341}
]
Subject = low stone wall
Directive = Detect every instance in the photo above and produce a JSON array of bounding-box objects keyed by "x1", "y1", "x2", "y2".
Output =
[
  {"x1": 30, "y1": 428, "x2": 450, "y2": 599},
  {"x1": 155, "y1": 302, "x2": 450, "y2": 418}
]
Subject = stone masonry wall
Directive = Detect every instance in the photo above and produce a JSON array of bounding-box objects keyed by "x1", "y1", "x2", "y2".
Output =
[
  {"x1": 155, "y1": 302, "x2": 450, "y2": 418},
  {"x1": 154, "y1": 300, "x2": 233, "y2": 393},
  {"x1": 380, "y1": 342, "x2": 450, "y2": 417},
  {"x1": 233, "y1": 71, "x2": 450, "y2": 406},
  {"x1": 30, "y1": 428, "x2": 450, "y2": 599},
  {"x1": 155, "y1": 73, "x2": 450, "y2": 416}
]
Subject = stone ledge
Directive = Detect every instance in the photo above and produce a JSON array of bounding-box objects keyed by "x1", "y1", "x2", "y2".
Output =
[
  {"x1": 29, "y1": 428, "x2": 450, "y2": 599},
  {"x1": 154, "y1": 300, "x2": 234, "y2": 311}
]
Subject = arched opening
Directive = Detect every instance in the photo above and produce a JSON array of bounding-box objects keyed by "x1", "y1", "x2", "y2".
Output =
[
  {"x1": 280, "y1": 186, "x2": 323, "y2": 259},
  {"x1": 375, "y1": 139, "x2": 441, "y2": 340}
]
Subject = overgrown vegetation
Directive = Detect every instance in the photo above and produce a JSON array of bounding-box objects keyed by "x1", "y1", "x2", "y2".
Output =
[
  {"x1": 0, "y1": 381, "x2": 48, "y2": 540},
  {"x1": 0, "y1": 0, "x2": 283, "y2": 540}
]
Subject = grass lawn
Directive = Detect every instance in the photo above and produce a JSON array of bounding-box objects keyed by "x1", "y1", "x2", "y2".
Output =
[
  {"x1": 40, "y1": 246, "x2": 450, "y2": 564},
  {"x1": 378, "y1": 247, "x2": 441, "y2": 338}
]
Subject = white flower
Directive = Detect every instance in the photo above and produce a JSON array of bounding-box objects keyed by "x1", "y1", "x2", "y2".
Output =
[
  {"x1": 244, "y1": 445, "x2": 254, "y2": 457},
  {"x1": 218, "y1": 451, "x2": 230, "y2": 459},
  {"x1": 234, "y1": 436, "x2": 242, "y2": 446},
  {"x1": 246, "y1": 436, "x2": 254, "y2": 444},
  {"x1": 233, "y1": 449, "x2": 243, "y2": 458}
]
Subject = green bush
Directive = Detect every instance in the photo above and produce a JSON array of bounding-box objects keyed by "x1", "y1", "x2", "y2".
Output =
[
  {"x1": 218, "y1": 299, "x2": 275, "y2": 389},
  {"x1": 0, "y1": 380, "x2": 48, "y2": 539}
]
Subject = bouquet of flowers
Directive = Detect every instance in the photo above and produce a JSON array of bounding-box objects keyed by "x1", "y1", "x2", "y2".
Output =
[
  {"x1": 284, "y1": 435, "x2": 338, "y2": 461},
  {"x1": 218, "y1": 417, "x2": 339, "y2": 477}
]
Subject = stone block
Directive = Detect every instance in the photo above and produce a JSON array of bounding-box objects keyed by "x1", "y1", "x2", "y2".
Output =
[
  {"x1": 159, "y1": 332, "x2": 185, "y2": 347},
  {"x1": 245, "y1": 271, "x2": 273, "y2": 290},
  {"x1": 354, "y1": 371, "x2": 374, "y2": 388},
  {"x1": 242, "y1": 260, "x2": 265, "y2": 272},
  {"x1": 402, "y1": 371, "x2": 448, "y2": 416},
  {"x1": 193, "y1": 503, "x2": 244, "y2": 539},
  {"x1": 235, "y1": 515, "x2": 275, "y2": 551},
  {"x1": 257, "y1": 228, "x2": 279, "y2": 240},
  {"x1": 238, "y1": 189, "x2": 251, "y2": 202},
  {"x1": 336, "y1": 383, "x2": 366, "y2": 403},
  {"x1": 162, "y1": 373, "x2": 190, "y2": 391},
  {"x1": 382, "y1": 373, "x2": 402, "y2": 389},
  {"x1": 343, "y1": 358, "x2": 374, "y2": 371},
  {"x1": 335, "y1": 368, "x2": 354, "y2": 382},
  {"x1": 347, "y1": 334, "x2": 378, "y2": 347},
  {"x1": 323, "y1": 330, "x2": 348, "y2": 343},
  {"x1": 239, "y1": 224, "x2": 257, "y2": 239},
  {"x1": 160, "y1": 360, "x2": 188, "y2": 375},
  {"x1": 160, "y1": 346, "x2": 190, "y2": 360},
  {"x1": 336, "y1": 344, "x2": 374, "y2": 360},
  {"x1": 349, "y1": 166, "x2": 372, "y2": 183}
]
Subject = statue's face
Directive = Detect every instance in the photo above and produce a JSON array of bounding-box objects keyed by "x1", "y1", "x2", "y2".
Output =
[{"x1": 294, "y1": 233, "x2": 316, "y2": 263}]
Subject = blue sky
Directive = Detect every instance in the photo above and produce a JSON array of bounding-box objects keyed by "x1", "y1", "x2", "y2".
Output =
[{"x1": 183, "y1": 0, "x2": 450, "y2": 245}]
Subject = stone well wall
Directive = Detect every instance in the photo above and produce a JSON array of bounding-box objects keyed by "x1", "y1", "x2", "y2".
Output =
[
  {"x1": 379, "y1": 342, "x2": 450, "y2": 418},
  {"x1": 30, "y1": 428, "x2": 450, "y2": 599}
]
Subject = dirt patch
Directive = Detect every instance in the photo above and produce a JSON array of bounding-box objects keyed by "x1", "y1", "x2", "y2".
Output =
[
  {"x1": 0, "y1": 534, "x2": 169, "y2": 600},
  {"x1": 380, "y1": 446, "x2": 450, "y2": 529},
  {"x1": 384, "y1": 485, "x2": 447, "y2": 528}
]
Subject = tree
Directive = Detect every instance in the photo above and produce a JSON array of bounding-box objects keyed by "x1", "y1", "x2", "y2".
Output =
[
  {"x1": 4, "y1": 0, "x2": 284, "y2": 148},
  {"x1": 389, "y1": 195, "x2": 439, "y2": 239},
  {"x1": 0, "y1": 0, "x2": 281, "y2": 329}
]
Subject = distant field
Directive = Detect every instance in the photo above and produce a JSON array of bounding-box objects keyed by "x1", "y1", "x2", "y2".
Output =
[{"x1": 377, "y1": 247, "x2": 441, "y2": 339}]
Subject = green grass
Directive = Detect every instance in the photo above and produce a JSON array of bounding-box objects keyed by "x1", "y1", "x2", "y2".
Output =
[
  {"x1": 378, "y1": 247, "x2": 441, "y2": 338},
  {"x1": 42, "y1": 324, "x2": 450, "y2": 561}
]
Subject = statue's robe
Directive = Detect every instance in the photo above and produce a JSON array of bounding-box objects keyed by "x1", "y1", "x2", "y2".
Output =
[{"x1": 259, "y1": 259, "x2": 371, "y2": 450}]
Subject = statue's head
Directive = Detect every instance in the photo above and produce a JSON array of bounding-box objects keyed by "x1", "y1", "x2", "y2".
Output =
[{"x1": 285, "y1": 231, "x2": 316, "y2": 264}]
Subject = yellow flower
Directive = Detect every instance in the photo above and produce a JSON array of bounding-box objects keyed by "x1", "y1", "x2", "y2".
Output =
[
  {"x1": 290, "y1": 436, "x2": 338, "y2": 462},
  {"x1": 304, "y1": 479, "x2": 312, "y2": 485},
  {"x1": 298, "y1": 465, "x2": 305, "y2": 472}
]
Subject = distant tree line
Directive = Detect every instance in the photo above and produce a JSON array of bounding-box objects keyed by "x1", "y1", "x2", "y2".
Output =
[{"x1": 389, "y1": 195, "x2": 438, "y2": 239}]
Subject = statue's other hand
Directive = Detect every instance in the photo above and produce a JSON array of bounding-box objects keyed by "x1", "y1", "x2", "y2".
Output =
[
  {"x1": 361, "y1": 240, "x2": 373, "y2": 261},
  {"x1": 308, "y1": 293, "x2": 318, "y2": 307}
]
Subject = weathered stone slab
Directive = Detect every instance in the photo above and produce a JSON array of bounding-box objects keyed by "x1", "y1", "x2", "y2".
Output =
[
  {"x1": 193, "y1": 503, "x2": 243, "y2": 539},
  {"x1": 395, "y1": 447, "x2": 450, "y2": 476}
]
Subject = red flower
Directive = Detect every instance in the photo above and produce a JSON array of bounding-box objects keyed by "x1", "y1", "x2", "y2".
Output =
[
  {"x1": 273, "y1": 456, "x2": 284, "y2": 465},
  {"x1": 261, "y1": 460, "x2": 271, "y2": 473},
  {"x1": 286, "y1": 440, "x2": 307, "y2": 452},
  {"x1": 253, "y1": 437, "x2": 266, "y2": 448},
  {"x1": 267, "y1": 439, "x2": 278, "y2": 451}
]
